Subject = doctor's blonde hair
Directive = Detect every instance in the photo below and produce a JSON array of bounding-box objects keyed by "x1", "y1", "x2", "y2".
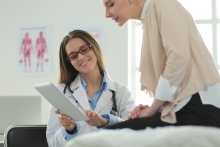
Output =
[{"x1": 58, "y1": 29, "x2": 106, "y2": 84}]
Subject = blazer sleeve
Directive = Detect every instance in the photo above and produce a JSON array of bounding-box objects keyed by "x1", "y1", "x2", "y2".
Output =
[
  {"x1": 153, "y1": 0, "x2": 191, "y2": 101},
  {"x1": 155, "y1": 0, "x2": 190, "y2": 86}
]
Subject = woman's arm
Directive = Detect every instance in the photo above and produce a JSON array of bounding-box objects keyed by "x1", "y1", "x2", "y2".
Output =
[
  {"x1": 139, "y1": 99, "x2": 166, "y2": 118},
  {"x1": 150, "y1": 99, "x2": 166, "y2": 114},
  {"x1": 129, "y1": 99, "x2": 166, "y2": 119}
]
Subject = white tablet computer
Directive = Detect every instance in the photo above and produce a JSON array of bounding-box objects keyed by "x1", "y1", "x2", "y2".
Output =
[{"x1": 33, "y1": 82, "x2": 89, "y2": 121}]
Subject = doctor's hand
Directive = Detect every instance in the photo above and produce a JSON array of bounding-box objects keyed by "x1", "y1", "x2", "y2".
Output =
[
  {"x1": 128, "y1": 104, "x2": 149, "y2": 119},
  {"x1": 55, "y1": 109, "x2": 75, "y2": 131},
  {"x1": 84, "y1": 110, "x2": 109, "y2": 127}
]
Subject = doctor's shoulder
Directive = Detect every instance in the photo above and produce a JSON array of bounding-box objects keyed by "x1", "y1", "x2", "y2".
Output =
[
  {"x1": 106, "y1": 73, "x2": 130, "y2": 92},
  {"x1": 113, "y1": 81, "x2": 130, "y2": 92},
  {"x1": 111, "y1": 81, "x2": 131, "y2": 92},
  {"x1": 112, "y1": 81, "x2": 133, "y2": 99},
  {"x1": 56, "y1": 83, "x2": 73, "y2": 97},
  {"x1": 56, "y1": 83, "x2": 66, "y2": 92}
]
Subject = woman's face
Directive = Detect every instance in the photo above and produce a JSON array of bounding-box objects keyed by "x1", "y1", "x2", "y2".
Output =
[
  {"x1": 101, "y1": 0, "x2": 131, "y2": 27},
  {"x1": 65, "y1": 38, "x2": 98, "y2": 74}
]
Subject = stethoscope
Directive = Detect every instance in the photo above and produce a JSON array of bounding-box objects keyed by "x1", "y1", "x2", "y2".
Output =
[{"x1": 63, "y1": 84, "x2": 118, "y2": 117}]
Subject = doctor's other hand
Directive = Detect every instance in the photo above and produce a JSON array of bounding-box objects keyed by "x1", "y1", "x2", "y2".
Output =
[
  {"x1": 128, "y1": 104, "x2": 149, "y2": 119},
  {"x1": 55, "y1": 109, "x2": 75, "y2": 131},
  {"x1": 84, "y1": 110, "x2": 109, "y2": 127}
]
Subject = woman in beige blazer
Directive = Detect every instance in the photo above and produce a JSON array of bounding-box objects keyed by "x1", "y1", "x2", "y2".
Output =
[{"x1": 100, "y1": 0, "x2": 220, "y2": 129}]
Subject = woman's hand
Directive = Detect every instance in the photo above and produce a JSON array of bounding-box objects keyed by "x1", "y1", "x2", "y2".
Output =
[
  {"x1": 128, "y1": 104, "x2": 149, "y2": 119},
  {"x1": 84, "y1": 110, "x2": 109, "y2": 127},
  {"x1": 137, "y1": 107, "x2": 154, "y2": 118},
  {"x1": 129, "y1": 99, "x2": 166, "y2": 119},
  {"x1": 55, "y1": 109, "x2": 75, "y2": 131}
]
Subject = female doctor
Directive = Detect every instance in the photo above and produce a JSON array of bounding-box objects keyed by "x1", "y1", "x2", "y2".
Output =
[{"x1": 46, "y1": 30, "x2": 135, "y2": 147}]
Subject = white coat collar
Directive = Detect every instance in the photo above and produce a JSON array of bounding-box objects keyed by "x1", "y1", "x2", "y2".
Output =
[
  {"x1": 69, "y1": 73, "x2": 116, "y2": 112},
  {"x1": 70, "y1": 72, "x2": 116, "y2": 91}
]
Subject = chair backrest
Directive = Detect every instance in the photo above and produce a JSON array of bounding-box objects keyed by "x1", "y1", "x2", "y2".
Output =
[{"x1": 4, "y1": 125, "x2": 48, "y2": 147}]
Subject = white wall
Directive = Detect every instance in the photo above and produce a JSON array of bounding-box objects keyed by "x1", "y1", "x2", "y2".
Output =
[{"x1": 0, "y1": 0, "x2": 128, "y2": 123}]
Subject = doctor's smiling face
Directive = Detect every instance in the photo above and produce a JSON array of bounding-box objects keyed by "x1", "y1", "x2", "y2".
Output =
[
  {"x1": 101, "y1": 0, "x2": 133, "y2": 26},
  {"x1": 59, "y1": 30, "x2": 106, "y2": 84},
  {"x1": 65, "y1": 38, "x2": 98, "y2": 74}
]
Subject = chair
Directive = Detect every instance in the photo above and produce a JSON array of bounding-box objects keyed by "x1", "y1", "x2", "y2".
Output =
[{"x1": 4, "y1": 125, "x2": 48, "y2": 147}]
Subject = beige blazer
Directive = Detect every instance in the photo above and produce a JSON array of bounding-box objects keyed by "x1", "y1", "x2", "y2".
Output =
[{"x1": 139, "y1": 0, "x2": 220, "y2": 123}]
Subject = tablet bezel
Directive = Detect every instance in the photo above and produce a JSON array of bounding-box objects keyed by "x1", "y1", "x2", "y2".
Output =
[{"x1": 34, "y1": 82, "x2": 89, "y2": 121}]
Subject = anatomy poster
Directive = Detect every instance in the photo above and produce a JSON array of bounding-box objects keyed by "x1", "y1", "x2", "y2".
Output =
[
  {"x1": 17, "y1": 27, "x2": 50, "y2": 76},
  {"x1": 69, "y1": 25, "x2": 103, "y2": 49}
]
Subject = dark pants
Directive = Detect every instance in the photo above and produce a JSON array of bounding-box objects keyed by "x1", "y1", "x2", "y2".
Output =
[{"x1": 106, "y1": 93, "x2": 220, "y2": 130}]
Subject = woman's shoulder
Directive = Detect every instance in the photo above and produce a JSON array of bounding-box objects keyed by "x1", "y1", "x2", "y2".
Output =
[{"x1": 150, "y1": 0, "x2": 182, "y2": 10}]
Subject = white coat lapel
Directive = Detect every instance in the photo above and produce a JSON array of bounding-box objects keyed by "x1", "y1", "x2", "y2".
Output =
[
  {"x1": 70, "y1": 75, "x2": 91, "y2": 110},
  {"x1": 94, "y1": 73, "x2": 116, "y2": 113},
  {"x1": 94, "y1": 89, "x2": 112, "y2": 113},
  {"x1": 73, "y1": 86, "x2": 91, "y2": 110}
]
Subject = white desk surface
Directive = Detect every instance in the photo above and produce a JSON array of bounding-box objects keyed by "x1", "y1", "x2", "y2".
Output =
[
  {"x1": 0, "y1": 135, "x2": 3, "y2": 142},
  {"x1": 0, "y1": 141, "x2": 3, "y2": 143}
]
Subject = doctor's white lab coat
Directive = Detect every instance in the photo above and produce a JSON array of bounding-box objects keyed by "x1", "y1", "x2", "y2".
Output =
[{"x1": 46, "y1": 74, "x2": 135, "y2": 147}]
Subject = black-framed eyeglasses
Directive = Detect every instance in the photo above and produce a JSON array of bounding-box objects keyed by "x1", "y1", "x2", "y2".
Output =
[{"x1": 66, "y1": 44, "x2": 92, "y2": 61}]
